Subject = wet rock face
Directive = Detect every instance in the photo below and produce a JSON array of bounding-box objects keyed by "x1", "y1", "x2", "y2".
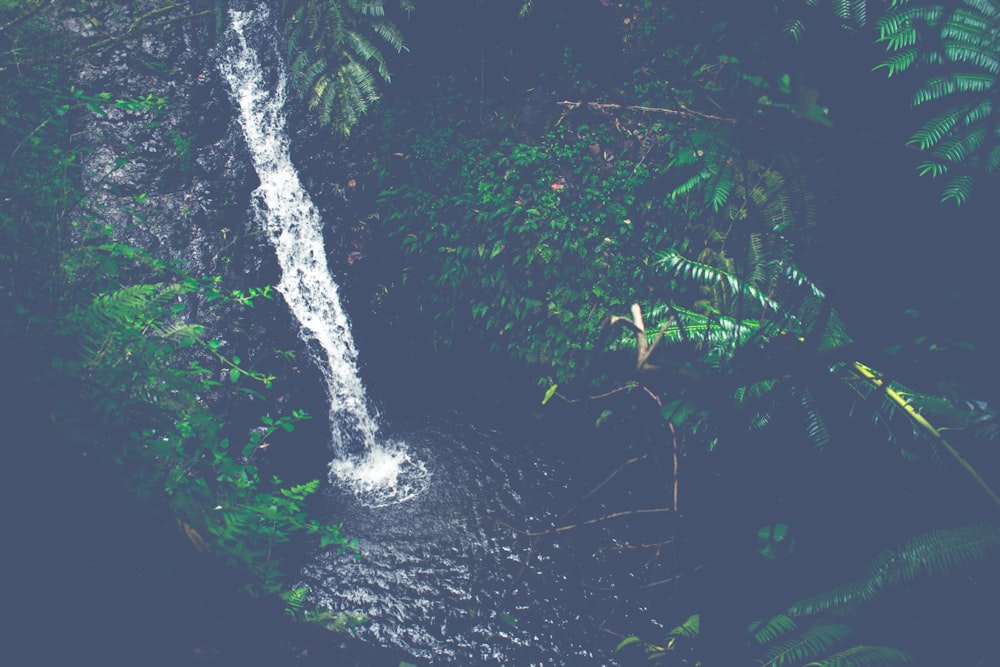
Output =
[
  {"x1": 62, "y1": 1, "x2": 302, "y2": 404},
  {"x1": 70, "y1": 1, "x2": 266, "y2": 286}
]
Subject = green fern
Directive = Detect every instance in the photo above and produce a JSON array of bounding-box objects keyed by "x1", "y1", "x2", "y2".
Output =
[
  {"x1": 281, "y1": 586, "x2": 309, "y2": 617},
  {"x1": 74, "y1": 283, "x2": 191, "y2": 362},
  {"x1": 940, "y1": 172, "x2": 974, "y2": 204},
  {"x1": 759, "y1": 623, "x2": 854, "y2": 667},
  {"x1": 668, "y1": 613, "x2": 700, "y2": 639},
  {"x1": 748, "y1": 613, "x2": 799, "y2": 645},
  {"x1": 802, "y1": 645, "x2": 911, "y2": 666},
  {"x1": 788, "y1": 522, "x2": 1000, "y2": 616},
  {"x1": 876, "y1": 0, "x2": 1000, "y2": 202},
  {"x1": 793, "y1": 385, "x2": 831, "y2": 448},
  {"x1": 658, "y1": 249, "x2": 781, "y2": 314},
  {"x1": 784, "y1": 0, "x2": 871, "y2": 38},
  {"x1": 281, "y1": 0, "x2": 409, "y2": 135}
]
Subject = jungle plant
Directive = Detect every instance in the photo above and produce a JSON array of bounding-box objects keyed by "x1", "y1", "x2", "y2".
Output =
[
  {"x1": 615, "y1": 612, "x2": 911, "y2": 666},
  {"x1": 281, "y1": 0, "x2": 412, "y2": 135},
  {"x1": 60, "y1": 243, "x2": 358, "y2": 593},
  {"x1": 780, "y1": 0, "x2": 1000, "y2": 204},
  {"x1": 786, "y1": 522, "x2": 1000, "y2": 617},
  {"x1": 873, "y1": 0, "x2": 1000, "y2": 204},
  {"x1": 1, "y1": 1, "x2": 357, "y2": 596}
]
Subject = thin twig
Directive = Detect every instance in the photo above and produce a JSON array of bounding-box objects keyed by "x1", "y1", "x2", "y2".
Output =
[
  {"x1": 486, "y1": 507, "x2": 672, "y2": 538},
  {"x1": 591, "y1": 538, "x2": 676, "y2": 557},
  {"x1": 558, "y1": 381, "x2": 638, "y2": 404},
  {"x1": 583, "y1": 564, "x2": 706, "y2": 592},
  {"x1": 581, "y1": 454, "x2": 647, "y2": 502},
  {"x1": 558, "y1": 99, "x2": 737, "y2": 125}
]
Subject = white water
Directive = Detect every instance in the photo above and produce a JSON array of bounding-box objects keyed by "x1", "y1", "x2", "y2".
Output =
[{"x1": 219, "y1": 6, "x2": 428, "y2": 506}]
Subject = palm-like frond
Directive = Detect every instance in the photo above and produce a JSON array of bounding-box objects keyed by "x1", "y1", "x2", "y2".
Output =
[
  {"x1": 658, "y1": 249, "x2": 781, "y2": 314},
  {"x1": 784, "y1": 0, "x2": 872, "y2": 37},
  {"x1": 759, "y1": 623, "x2": 853, "y2": 667},
  {"x1": 793, "y1": 385, "x2": 831, "y2": 447},
  {"x1": 74, "y1": 283, "x2": 188, "y2": 361},
  {"x1": 788, "y1": 522, "x2": 1000, "y2": 617},
  {"x1": 668, "y1": 613, "x2": 700, "y2": 638},
  {"x1": 748, "y1": 613, "x2": 798, "y2": 645},
  {"x1": 281, "y1": 0, "x2": 408, "y2": 134},
  {"x1": 609, "y1": 304, "x2": 764, "y2": 362},
  {"x1": 802, "y1": 645, "x2": 911, "y2": 666},
  {"x1": 876, "y1": 0, "x2": 1000, "y2": 202}
]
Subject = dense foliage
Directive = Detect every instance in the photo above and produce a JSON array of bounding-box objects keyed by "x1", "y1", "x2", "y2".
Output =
[
  {"x1": 1, "y1": 0, "x2": 355, "y2": 603},
  {"x1": 359, "y1": 0, "x2": 1000, "y2": 664},
  {"x1": 4, "y1": 0, "x2": 1000, "y2": 664}
]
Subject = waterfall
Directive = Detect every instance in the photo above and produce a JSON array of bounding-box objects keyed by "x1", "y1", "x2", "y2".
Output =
[{"x1": 219, "y1": 6, "x2": 427, "y2": 506}]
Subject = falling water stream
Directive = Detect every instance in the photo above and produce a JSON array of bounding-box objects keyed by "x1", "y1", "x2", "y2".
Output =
[
  {"x1": 219, "y1": 5, "x2": 428, "y2": 508},
  {"x1": 218, "y1": 6, "x2": 646, "y2": 664}
]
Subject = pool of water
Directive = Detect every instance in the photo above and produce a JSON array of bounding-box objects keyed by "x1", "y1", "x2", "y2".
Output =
[{"x1": 299, "y1": 416, "x2": 662, "y2": 666}]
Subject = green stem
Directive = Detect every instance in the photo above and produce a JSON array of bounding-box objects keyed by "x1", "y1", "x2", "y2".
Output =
[{"x1": 854, "y1": 361, "x2": 1000, "y2": 512}]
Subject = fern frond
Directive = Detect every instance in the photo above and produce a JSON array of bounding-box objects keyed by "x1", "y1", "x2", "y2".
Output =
[
  {"x1": 803, "y1": 644, "x2": 911, "y2": 666},
  {"x1": 937, "y1": 126, "x2": 987, "y2": 162},
  {"x1": 658, "y1": 250, "x2": 780, "y2": 314},
  {"x1": 940, "y1": 173, "x2": 973, "y2": 204},
  {"x1": 749, "y1": 614, "x2": 798, "y2": 645},
  {"x1": 834, "y1": 0, "x2": 851, "y2": 22},
  {"x1": 852, "y1": 0, "x2": 866, "y2": 27},
  {"x1": 916, "y1": 160, "x2": 948, "y2": 176},
  {"x1": 668, "y1": 613, "x2": 700, "y2": 638},
  {"x1": 611, "y1": 305, "x2": 763, "y2": 363},
  {"x1": 986, "y1": 141, "x2": 1000, "y2": 170},
  {"x1": 785, "y1": 18, "x2": 806, "y2": 41},
  {"x1": 913, "y1": 73, "x2": 995, "y2": 106},
  {"x1": 792, "y1": 385, "x2": 830, "y2": 447},
  {"x1": 735, "y1": 378, "x2": 780, "y2": 404},
  {"x1": 874, "y1": 48, "x2": 917, "y2": 75},
  {"x1": 709, "y1": 168, "x2": 735, "y2": 212},
  {"x1": 154, "y1": 322, "x2": 205, "y2": 343},
  {"x1": 282, "y1": 0, "x2": 405, "y2": 134},
  {"x1": 962, "y1": 97, "x2": 994, "y2": 125},
  {"x1": 354, "y1": 1, "x2": 385, "y2": 18},
  {"x1": 943, "y1": 40, "x2": 1000, "y2": 74},
  {"x1": 877, "y1": 6, "x2": 944, "y2": 48},
  {"x1": 760, "y1": 623, "x2": 853, "y2": 667},
  {"x1": 670, "y1": 167, "x2": 715, "y2": 201},
  {"x1": 789, "y1": 523, "x2": 1000, "y2": 617},
  {"x1": 372, "y1": 19, "x2": 406, "y2": 53},
  {"x1": 908, "y1": 107, "x2": 963, "y2": 148}
]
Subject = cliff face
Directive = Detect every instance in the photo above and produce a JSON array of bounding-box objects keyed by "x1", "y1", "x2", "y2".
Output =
[
  {"x1": 28, "y1": 6, "x2": 415, "y2": 663},
  {"x1": 71, "y1": 2, "x2": 263, "y2": 283}
]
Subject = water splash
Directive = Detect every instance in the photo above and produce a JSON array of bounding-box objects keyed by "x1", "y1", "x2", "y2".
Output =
[{"x1": 219, "y1": 5, "x2": 428, "y2": 505}]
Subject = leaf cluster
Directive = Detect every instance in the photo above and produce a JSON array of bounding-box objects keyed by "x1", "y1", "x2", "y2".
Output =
[{"x1": 282, "y1": 0, "x2": 410, "y2": 135}]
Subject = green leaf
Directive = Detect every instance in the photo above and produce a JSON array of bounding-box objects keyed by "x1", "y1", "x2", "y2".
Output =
[
  {"x1": 542, "y1": 383, "x2": 559, "y2": 405},
  {"x1": 615, "y1": 635, "x2": 642, "y2": 652}
]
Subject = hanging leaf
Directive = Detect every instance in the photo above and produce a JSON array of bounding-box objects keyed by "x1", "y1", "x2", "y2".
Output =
[{"x1": 615, "y1": 635, "x2": 642, "y2": 652}]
